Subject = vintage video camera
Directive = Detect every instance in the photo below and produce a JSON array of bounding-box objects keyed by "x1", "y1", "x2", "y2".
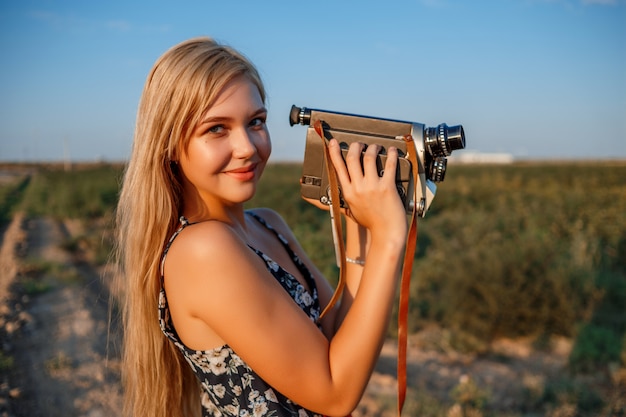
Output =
[{"x1": 289, "y1": 105, "x2": 466, "y2": 217}]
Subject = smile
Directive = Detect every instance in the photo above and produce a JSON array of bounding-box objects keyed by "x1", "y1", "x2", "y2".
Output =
[{"x1": 225, "y1": 163, "x2": 258, "y2": 181}]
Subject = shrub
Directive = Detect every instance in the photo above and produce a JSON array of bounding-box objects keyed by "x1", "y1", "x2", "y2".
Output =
[{"x1": 19, "y1": 164, "x2": 122, "y2": 220}]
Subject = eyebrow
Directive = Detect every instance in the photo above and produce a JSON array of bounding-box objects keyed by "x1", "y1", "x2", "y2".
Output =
[{"x1": 199, "y1": 107, "x2": 268, "y2": 126}]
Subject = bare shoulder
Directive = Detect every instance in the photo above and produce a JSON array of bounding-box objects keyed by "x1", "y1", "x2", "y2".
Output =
[
  {"x1": 163, "y1": 219, "x2": 266, "y2": 322},
  {"x1": 164, "y1": 220, "x2": 249, "y2": 278},
  {"x1": 175, "y1": 220, "x2": 237, "y2": 244},
  {"x1": 248, "y1": 207, "x2": 294, "y2": 238}
]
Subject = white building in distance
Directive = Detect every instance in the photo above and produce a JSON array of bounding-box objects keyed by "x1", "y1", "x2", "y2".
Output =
[{"x1": 449, "y1": 151, "x2": 514, "y2": 164}]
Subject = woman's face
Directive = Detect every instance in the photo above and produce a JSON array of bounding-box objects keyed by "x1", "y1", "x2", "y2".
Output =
[{"x1": 179, "y1": 76, "x2": 271, "y2": 211}]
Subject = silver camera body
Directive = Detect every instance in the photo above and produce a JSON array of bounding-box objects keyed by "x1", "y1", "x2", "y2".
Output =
[{"x1": 289, "y1": 105, "x2": 466, "y2": 217}]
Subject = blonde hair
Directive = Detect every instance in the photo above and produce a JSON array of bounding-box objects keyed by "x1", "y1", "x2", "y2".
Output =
[{"x1": 114, "y1": 37, "x2": 265, "y2": 417}]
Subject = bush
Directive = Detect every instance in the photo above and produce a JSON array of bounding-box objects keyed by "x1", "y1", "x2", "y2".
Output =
[
  {"x1": 408, "y1": 163, "x2": 626, "y2": 348},
  {"x1": 19, "y1": 164, "x2": 122, "y2": 220},
  {"x1": 569, "y1": 324, "x2": 623, "y2": 373},
  {"x1": 0, "y1": 175, "x2": 30, "y2": 225}
]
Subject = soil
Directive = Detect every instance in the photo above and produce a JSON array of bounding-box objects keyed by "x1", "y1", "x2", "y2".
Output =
[
  {"x1": 0, "y1": 213, "x2": 622, "y2": 416},
  {"x1": 0, "y1": 215, "x2": 122, "y2": 417}
]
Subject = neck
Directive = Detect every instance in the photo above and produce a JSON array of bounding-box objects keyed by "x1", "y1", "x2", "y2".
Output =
[
  {"x1": 180, "y1": 180, "x2": 252, "y2": 236},
  {"x1": 183, "y1": 197, "x2": 248, "y2": 235}
]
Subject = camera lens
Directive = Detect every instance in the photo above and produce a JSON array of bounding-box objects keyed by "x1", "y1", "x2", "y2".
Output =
[
  {"x1": 428, "y1": 157, "x2": 447, "y2": 182},
  {"x1": 446, "y1": 125, "x2": 465, "y2": 152},
  {"x1": 425, "y1": 124, "x2": 466, "y2": 157}
]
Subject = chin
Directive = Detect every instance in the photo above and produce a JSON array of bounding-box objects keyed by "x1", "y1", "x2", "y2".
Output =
[{"x1": 231, "y1": 188, "x2": 258, "y2": 205}]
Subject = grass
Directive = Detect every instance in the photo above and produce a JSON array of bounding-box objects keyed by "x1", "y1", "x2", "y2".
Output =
[
  {"x1": 18, "y1": 163, "x2": 121, "y2": 220},
  {"x1": 44, "y1": 351, "x2": 73, "y2": 372},
  {"x1": 0, "y1": 175, "x2": 30, "y2": 226},
  {"x1": 0, "y1": 351, "x2": 15, "y2": 372},
  {"x1": 18, "y1": 257, "x2": 84, "y2": 295}
]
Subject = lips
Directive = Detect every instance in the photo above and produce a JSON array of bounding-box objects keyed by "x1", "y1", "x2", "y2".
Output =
[{"x1": 225, "y1": 163, "x2": 258, "y2": 181}]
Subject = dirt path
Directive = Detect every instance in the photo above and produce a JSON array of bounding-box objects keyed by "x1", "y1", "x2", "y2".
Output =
[
  {"x1": 0, "y1": 215, "x2": 122, "y2": 417},
  {"x1": 355, "y1": 333, "x2": 573, "y2": 416}
]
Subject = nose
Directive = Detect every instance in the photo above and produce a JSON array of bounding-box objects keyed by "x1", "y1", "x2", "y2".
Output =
[{"x1": 231, "y1": 128, "x2": 256, "y2": 159}]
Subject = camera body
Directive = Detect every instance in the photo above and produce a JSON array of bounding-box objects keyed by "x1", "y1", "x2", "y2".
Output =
[{"x1": 289, "y1": 105, "x2": 465, "y2": 217}]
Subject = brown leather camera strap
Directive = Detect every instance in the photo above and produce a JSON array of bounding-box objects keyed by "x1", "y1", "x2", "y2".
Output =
[
  {"x1": 314, "y1": 120, "x2": 347, "y2": 320},
  {"x1": 397, "y1": 134, "x2": 419, "y2": 416},
  {"x1": 313, "y1": 120, "x2": 418, "y2": 416}
]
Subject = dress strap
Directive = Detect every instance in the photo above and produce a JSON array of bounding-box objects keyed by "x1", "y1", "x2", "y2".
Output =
[
  {"x1": 160, "y1": 216, "x2": 191, "y2": 279},
  {"x1": 246, "y1": 211, "x2": 317, "y2": 292}
]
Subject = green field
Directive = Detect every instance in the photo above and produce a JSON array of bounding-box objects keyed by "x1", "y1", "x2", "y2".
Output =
[{"x1": 1, "y1": 160, "x2": 624, "y2": 415}]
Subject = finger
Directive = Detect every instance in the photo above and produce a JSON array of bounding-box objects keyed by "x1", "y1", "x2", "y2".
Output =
[
  {"x1": 303, "y1": 196, "x2": 354, "y2": 218},
  {"x1": 302, "y1": 196, "x2": 330, "y2": 211},
  {"x1": 381, "y1": 146, "x2": 399, "y2": 185},
  {"x1": 345, "y1": 142, "x2": 366, "y2": 179},
  {"x1": 327, "y1": 139, "x2": 351, "y2": 186},
  {"x1": 362, "y1": 143, "x2": 382, "y2": 179}
]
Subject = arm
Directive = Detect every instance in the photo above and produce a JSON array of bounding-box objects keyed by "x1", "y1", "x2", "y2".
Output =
[
  {"x1": 322, "y1": 139, "x2": 408, "y2": 410},
  {"x1": 248, "y1": 208, "x2": 369, "y2": 339},
  {"x1": 333, "y1": 217, "x2": 369, "y2": 332},
  {"x1": 299, "y1": 141, "x2": 405, "y2": 336}
]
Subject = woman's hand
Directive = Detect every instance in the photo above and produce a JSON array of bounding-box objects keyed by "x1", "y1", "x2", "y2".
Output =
[{"x1": 327, "y1": 139, "x2": 407, "y2": 240}]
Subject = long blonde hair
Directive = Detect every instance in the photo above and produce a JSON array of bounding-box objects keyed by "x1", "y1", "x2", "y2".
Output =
[{"x1": 114, "y1": 37, "x2": 265, "y2": 417}]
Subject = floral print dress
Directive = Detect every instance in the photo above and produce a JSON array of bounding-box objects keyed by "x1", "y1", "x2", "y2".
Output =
[{"x1": 159, "y1": 212, "x2": 324, "y2": 417}]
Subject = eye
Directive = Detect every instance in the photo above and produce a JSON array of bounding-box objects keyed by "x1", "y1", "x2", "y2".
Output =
[
  {"x1": 208, "y1": 124, "x2": 225, "y2": 134},
  {"x1": 249, "y1": 116, "x2": 266, "y2": 129}
]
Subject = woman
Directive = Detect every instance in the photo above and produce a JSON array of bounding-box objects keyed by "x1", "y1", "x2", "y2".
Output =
[{"x1": 115, "y1": 37, "x2": 408, "y2": 417}]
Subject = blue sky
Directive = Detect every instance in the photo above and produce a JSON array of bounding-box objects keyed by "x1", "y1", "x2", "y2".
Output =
[{"x1": 0, "y1": 0, "x2": 624, "y2": 162}]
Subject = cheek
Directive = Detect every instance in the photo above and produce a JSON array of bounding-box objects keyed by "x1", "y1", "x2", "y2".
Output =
[
  {"x1": 258, "y1": 131, "x2": 272, "y2": 161},
  {"x1": 181, "y1": 141, "x2": 226, "y2": 177}
]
